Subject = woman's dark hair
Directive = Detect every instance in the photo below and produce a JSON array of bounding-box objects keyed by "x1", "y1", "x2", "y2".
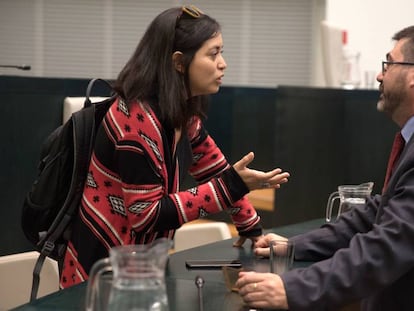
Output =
[{"x1": 113, "y1": 7, "x2": 221, "y2": 129}]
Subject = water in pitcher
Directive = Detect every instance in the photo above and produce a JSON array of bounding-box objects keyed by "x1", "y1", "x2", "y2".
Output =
[
  {"x1": 338, "y1": 197, "x2": 366, "y2": 215},
  {"x1": 108, "y1": 281, "x2": 168, "y2": 311}
]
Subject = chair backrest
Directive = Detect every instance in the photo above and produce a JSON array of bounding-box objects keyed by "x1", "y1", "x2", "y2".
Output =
[
  {"x1": 63, "y1": 96, "x2": 108, "y2": 124},
  {"x1": 173, "y1": 221, "x2": 232, "y2": 252},
  {"x1": 0, "y1": 251, "x2": 59, "y2": 310}
]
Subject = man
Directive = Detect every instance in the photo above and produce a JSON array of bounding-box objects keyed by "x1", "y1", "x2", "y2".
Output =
[{"x1": 236, "y1": 25, "x2": 414, "y2": 310}]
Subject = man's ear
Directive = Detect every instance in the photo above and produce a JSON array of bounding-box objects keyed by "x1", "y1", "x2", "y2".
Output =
[
  {"x1": 172, "y1": 51, "x2": 184, "y2": 73},
  {"x1": 408, "y1": 70, "x2": 414, "y2": 88}
]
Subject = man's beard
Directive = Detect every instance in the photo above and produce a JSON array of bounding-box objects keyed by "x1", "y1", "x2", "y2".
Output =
[{"x1": 377, "y1": 77, "x2": 405, "y2": 116}]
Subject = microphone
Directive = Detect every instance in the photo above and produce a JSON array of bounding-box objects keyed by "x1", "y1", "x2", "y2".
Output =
[
  {"x1": 195, "y1": 275, "x2": 205, "y2": 288},
  {"x1": 0, "y1": 64, "x2": 31, "y2": 70},
  {"x1": 195, "y1": 275, "x2": 205, "y2": 311}
]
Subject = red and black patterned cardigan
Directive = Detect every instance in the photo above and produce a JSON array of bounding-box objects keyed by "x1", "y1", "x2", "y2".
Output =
[{"x1": 60, "y1": 98, "x2": 261, "y2": 288}]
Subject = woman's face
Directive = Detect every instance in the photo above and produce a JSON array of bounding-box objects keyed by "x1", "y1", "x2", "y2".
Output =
[{"x1": 188, "y1": 33, "x2": 227, "y2": 96}]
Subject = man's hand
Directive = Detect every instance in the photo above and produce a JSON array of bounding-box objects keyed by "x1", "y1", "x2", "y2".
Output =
[
  {"x1": 236, "y1": 271, "x2": 289, "y2": 310},
  {"x1": 254, "y1": 233, "x2": 288, "y2": 257}
]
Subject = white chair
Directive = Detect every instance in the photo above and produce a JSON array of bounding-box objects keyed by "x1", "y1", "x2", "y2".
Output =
[
  {"x1": 63, "y1": 96, "x2": 108, "y2": 124},
  {"x1": 173, "y1": 221, "x2": 232, "y2": 252},
  {"x1": 0, "y1": 251, "x2": 59, "y2": 310}
]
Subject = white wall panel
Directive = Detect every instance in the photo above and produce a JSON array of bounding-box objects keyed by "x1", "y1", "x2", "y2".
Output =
[{"x1": 0, "y1": 0, "x2": 325, "y2": 87}]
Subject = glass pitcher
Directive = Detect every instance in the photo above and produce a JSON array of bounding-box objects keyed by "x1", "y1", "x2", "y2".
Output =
[
  {"x1": 340, "y1": 49, "x2": 361, "y2": 90},
  {"x1": 326, "y1": 182, "x2": 373, "y2": 222},
  {"x1": 85, "y1": 238, "x2": 172, "y2": 311}
]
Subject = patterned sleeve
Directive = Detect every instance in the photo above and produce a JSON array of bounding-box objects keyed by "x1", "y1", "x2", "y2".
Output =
[{"x1": 187, "y1": 118, "x2": 262, "y2": 235}]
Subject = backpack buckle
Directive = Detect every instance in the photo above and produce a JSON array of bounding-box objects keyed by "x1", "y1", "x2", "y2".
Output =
[{"x1": 42, "y1": 240, "x2": 55, "y2": 256}]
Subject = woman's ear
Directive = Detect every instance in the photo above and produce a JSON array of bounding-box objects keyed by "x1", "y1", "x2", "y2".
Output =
[{"x1": 172, "y1": 51, "x2": 184, "y2": 73}]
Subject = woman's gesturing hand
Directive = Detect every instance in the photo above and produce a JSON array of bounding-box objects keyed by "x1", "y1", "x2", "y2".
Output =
[{"x1": 233, "y1": 152, "x2": 290, "y2": 191}]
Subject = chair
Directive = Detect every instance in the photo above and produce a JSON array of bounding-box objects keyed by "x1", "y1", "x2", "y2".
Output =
[
  {"x1": 0, "y1": 251, "x2": 59, "y2": 310},
  {"x1": 173, "y1": 221, "x2": 232, "y2": 252},
  {"x1": 63, "y1": 96, "x2": 108, "y2": 123}
]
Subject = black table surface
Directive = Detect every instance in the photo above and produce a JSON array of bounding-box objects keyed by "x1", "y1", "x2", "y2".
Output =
[{"x1": 12, "y1": 218, "x2": 325, "y2": 311}]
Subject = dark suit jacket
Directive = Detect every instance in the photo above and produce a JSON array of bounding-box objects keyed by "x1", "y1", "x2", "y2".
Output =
[{"x1": 282, "y1": 134, "x2": 414, "y2": 310}]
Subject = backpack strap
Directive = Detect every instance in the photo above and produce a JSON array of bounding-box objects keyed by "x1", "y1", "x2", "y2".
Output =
[
  {"x1": 30, "y1": 79, "x2": 114, "y2": 302},
  {"x1": 31, "y1": 108, "x2": 92, "y2": 301},
  {"x1": 84, "y1": 78, "x2": 113, "y2": 108}
]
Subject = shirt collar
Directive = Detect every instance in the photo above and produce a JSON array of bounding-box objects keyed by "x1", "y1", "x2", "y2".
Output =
[{"x1": 401, "y1": 115, "x2": 414, "y2": 143}]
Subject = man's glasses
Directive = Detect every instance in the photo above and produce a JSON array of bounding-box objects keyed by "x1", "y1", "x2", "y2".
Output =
[{"x1": 382, "y1": 61, "x2": 414, "y2": 74}]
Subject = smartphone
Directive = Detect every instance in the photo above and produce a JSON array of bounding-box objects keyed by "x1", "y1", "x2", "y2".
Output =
[{"x1": 185, "y1": 259, "x2": 242, "y2": 269}]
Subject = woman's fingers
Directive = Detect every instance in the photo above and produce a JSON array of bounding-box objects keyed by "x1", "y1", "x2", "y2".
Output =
[{"x1": 233, "y1": 152, "x2": 255, "y2": 171}]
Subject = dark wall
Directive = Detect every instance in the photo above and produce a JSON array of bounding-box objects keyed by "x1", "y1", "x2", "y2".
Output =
[
  {"x1": 0, "y1": 77, "x2": 397, "y2": 255},
  {"x1": 208, "y1": 87, "x2": 278, "y2": 170},
  {"x1": 268, "y1": 87, "x2": 397, "y2": 226}
]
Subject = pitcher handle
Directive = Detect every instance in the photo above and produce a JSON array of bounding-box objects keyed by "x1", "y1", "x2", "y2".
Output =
[
  {"x1": 85, "y1": 257, "x2": 112, "y2": 311},
  {"x1": 326, "y1": 191, "x2": 340, "y2": 222}
]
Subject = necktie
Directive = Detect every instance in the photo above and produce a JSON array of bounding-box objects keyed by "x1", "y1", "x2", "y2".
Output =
[{"x1": 382, "y1": 132, "x2": 405, "y2": 192}]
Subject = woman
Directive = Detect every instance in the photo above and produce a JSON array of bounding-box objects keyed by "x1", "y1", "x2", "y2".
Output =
[{"x1": 60, "y1": 5, "x2": 289, "y2": 288}]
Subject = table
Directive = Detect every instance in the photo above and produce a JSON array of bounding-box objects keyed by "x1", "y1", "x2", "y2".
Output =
[{"x1": 11, "y1": 219, "x2": 325, "y2": 311}]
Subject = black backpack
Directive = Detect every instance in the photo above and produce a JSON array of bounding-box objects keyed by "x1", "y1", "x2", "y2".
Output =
[{"x1": 21, "y1": 78, "x2": 116, "y2": 301}]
